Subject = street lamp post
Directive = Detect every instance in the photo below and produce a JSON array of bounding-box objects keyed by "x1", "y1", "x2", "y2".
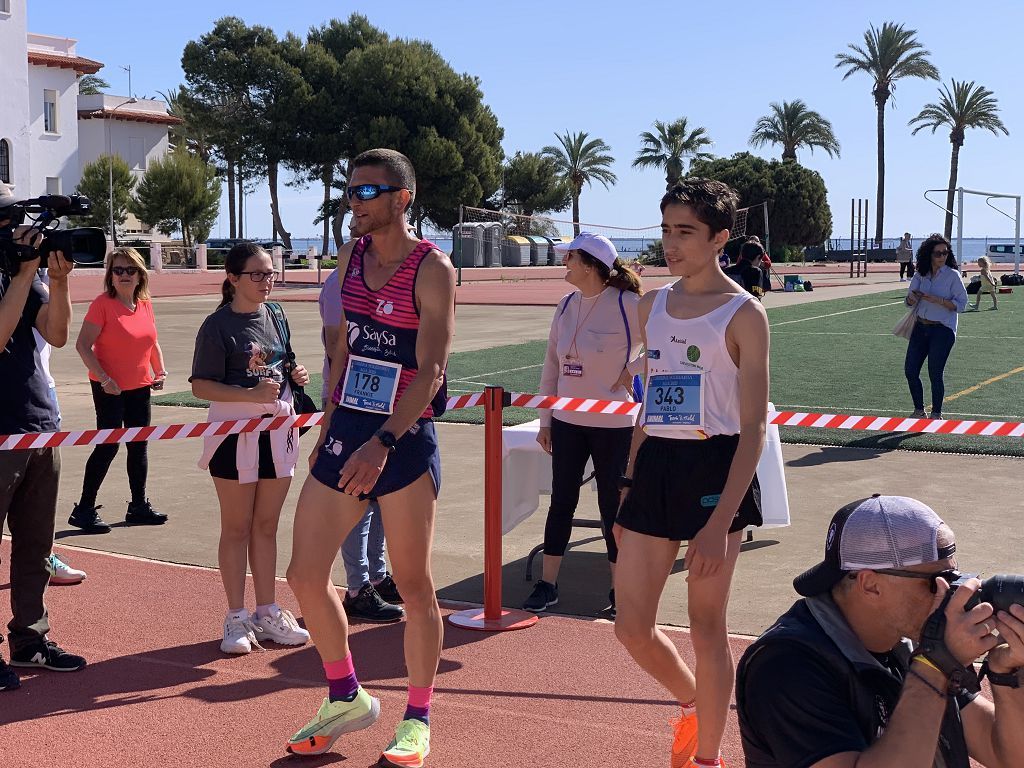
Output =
[{"x1": 107, "y1": 97, "x2": 137, "y2": 248}]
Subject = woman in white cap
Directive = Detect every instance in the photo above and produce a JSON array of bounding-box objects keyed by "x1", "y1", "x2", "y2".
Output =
[{"x1": 523, "y1": 233, "x2": 644, "y2": 617}]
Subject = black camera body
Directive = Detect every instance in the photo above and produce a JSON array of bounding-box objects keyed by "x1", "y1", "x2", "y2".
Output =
[
  {"x1": 955, "y1": 574, "x2": 1024, "y2": 612},
  {"x1": 0, "y1": 193, "x2": 108, "y2": 274}
]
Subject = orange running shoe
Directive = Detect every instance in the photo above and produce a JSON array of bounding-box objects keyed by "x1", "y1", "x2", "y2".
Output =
[{"x1": 670, "y1": 710, "x2": 699, "y2": 768}]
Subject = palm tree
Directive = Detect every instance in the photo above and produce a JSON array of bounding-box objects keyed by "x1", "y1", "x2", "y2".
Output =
[
  {"x1": 77, "y1": 74, "x2": 110, "y2": 95},
  {"x1": 632, "y1": 118, "x2": 713, "y2": 189},
  {"x1": 909, "y1": 80, "x2": 1008, "y2": 239},
  {"x1": 541, "y1": 131, "x2": 617, "y2": 234},
  {"x1": 835, "y1": 21, "x2": 939, "y2": 244},
  {"x1": 748, "y1": 100, "x2": 841, "y2": 163}
]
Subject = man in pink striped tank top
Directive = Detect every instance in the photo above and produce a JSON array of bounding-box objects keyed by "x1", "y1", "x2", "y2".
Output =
[
  {"x1": 614, "y1": 179, "x2": 771, "y2": 768},
  {"x1": 285, "y1": 149, "x2": 455, "y2": 768}
]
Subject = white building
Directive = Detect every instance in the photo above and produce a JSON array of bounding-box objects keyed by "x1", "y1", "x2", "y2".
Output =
[{"x1": 0, "y1": 0, "x2": 179, "y2": 239}]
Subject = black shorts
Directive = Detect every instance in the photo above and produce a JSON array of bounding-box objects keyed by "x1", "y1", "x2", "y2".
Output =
[
  {"x1": 310, "y1": 407, "x2": 441, "y2": 500},
  {"x1": 616, "y1": 433, "x2": 761, "y2": 541},
  {"x1": 209, "y1": 432, "x2": 281, "y2": 481}
]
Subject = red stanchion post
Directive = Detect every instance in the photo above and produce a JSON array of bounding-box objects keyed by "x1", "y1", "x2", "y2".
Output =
[{"x1": 448, "y1": 386, "x2": 538, "y2": 632}]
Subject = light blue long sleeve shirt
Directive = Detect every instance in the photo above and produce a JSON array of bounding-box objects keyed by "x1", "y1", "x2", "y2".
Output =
[{"x1": 907, "y1": 265, "x2": 968, "y2": 334}]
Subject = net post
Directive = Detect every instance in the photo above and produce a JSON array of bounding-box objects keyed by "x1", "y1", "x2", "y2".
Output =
[
  {"x1": 863, "y1": 198, "x2": 869, "y2": 276},
  {"x1": 1015, "y1": 196, "x2": 1021, "y2": 273},
  {"x1": 447, "y1": 386, "x2": 538, "y2": 632},
  {"x1": 456, "y1": 204, "x2": 464, "y2": 287},
  {"x1": 956, "y1": 188, "x2": 964, "y2": 268},
  {"x1": 849, "y1": 199, "x2": 854, "y2": 279}
]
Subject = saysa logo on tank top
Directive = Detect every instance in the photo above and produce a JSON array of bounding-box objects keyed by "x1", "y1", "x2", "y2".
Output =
[{"x1": 347, "y1": 319, "x2": 397, "y2": 355}]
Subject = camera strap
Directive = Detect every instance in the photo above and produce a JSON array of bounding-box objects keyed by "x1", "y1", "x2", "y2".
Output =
[{"x1": 917, "y1": 591, "x2": 981, "y2": 695}]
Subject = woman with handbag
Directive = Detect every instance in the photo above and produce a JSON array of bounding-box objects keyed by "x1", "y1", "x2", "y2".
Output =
[
  {"x1": 190, "y1": 243, "x2": 312, "y2": 654},
  {"x1": 903, "y1": 234, "x2": 968, "y2": 419}
]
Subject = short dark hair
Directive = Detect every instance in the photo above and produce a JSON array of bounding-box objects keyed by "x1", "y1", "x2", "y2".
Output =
[
  {"x1": 915, "y1": 233, "x2": 957, "y2": 276},
  {"x1": 739, "y1": 241, "x2": 765, "y2": 263},
  {"x1": 351, "y1": 148, "x2": 416, "y2": 210},
  {"x1": 660, "y1": 178, "x2": 739, "y2": 236}
]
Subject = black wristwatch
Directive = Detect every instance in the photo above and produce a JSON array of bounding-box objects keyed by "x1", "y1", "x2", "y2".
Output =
[
  {"x1": 618, "y1": 475, "x2": 633, "y2": 490},
  {"x1": 979, "y1": 658, "x2": 1022, "y2": 688},
  {"x1": 373, "y1": 429, "x2": 397, "y2": 452}
]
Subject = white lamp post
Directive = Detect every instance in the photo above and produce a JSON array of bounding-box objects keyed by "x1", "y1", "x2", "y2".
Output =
[{"x1": 107, "y1": 97, "x2": 137, "y2": 247}]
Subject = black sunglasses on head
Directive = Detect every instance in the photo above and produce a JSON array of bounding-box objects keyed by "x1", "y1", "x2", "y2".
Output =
[{"x1": 346, "y1": 184, "x2": 408, "y2": 202}]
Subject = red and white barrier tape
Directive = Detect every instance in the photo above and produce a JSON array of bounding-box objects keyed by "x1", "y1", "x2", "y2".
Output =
[{"x1": 3, "y1": 392, "x2": 1023, "y2": 450}]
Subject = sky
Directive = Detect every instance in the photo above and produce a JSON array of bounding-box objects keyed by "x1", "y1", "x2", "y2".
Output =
[{"x1": 33, "y1": 0, "x2": 1024, "y2": 241}]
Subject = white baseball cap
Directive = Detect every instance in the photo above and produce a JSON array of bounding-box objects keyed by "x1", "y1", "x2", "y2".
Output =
[{"x1": 552, "y1": 232, "x2": 619, "y2": 270}]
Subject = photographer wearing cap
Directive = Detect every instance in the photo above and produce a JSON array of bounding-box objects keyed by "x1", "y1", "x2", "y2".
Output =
[
  {"x1": 0, "y1": 185, "x2": 86, "y2": 691},
  {"x1": 736, "y1": 495, "x2": 1024, "y2": 768}
]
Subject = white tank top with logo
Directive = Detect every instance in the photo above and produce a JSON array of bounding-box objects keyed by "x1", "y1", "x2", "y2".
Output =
[{"x1": 641, "y1": 286, "x2": 752, "y2": 440}]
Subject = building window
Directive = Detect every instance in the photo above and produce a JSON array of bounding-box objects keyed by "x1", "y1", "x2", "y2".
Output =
[
  {"x1": 129, "y1": 137, "x2": 146, "y2": 170},
  {"x1": 46, "y1": 177, "x2": 61, "y2": 195},
  {"x1": 43, "y1": 89, "x2": 58, "y2": 133},
  {"x1": 0, "y1": 140, "x2": 10, "y2": 183},
  {"x1": 0, "y1": 0, "x2": 10, "y2": 14}
]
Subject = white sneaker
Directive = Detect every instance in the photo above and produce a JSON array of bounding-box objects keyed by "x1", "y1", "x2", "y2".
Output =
[
  {"x1": 47, "y1": 553, "x2": 87, "y2": 585},
  {"x1": 253, "y1": 606, "x2": 310, "y2": 646},
  {"x1": 221, "y1": 613, "x2": 262, "y2": 654}
]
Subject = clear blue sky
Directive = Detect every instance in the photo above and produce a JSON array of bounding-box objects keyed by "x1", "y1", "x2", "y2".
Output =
[{"x1": 35, "y1": 0, "x2": 1024, "y2": 241}]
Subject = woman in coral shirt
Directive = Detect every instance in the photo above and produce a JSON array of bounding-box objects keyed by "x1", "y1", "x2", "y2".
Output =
[{"x1": 69, "y1": 247, "x2": 167, "y2": 533}]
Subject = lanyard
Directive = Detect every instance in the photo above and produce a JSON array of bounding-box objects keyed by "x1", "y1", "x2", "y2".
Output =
[{"x1": 567, "y1": 292, "x2": 601, "y2": 360}]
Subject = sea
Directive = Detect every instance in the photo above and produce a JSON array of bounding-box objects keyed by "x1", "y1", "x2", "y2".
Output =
[{"x1": 287, "y1": 235, "x2": 1013, "y2": 262}]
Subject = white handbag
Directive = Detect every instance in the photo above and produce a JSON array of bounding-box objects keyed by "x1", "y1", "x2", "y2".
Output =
[{"x1": 892, "y1": 304, "x2": 918, "y2": 340}]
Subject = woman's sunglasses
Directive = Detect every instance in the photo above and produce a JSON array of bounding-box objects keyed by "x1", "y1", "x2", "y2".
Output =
[
  {"x1": 346, "y1": 184, "x2": 408, "y2": 202},
  {"x1": 111, "y1": 266, "x2": 140, "y2": 277}
]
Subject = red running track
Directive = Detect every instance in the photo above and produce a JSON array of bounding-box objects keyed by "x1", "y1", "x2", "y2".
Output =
[{"x1": 1, "y1": 543, "x2": 751, "y2": 768}]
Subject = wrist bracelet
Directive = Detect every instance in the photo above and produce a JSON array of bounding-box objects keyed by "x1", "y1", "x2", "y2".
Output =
[{"x1": 909, "y1": 668, "x2": 949, "y2": 700}]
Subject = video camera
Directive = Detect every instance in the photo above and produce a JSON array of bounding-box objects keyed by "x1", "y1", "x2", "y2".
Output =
[
  {"x1": 0, "y1": 193, "x2": 108, "y2": 274},
  {"x1": 958, "y1": 574, "x2": 1024, "y2": 612}
]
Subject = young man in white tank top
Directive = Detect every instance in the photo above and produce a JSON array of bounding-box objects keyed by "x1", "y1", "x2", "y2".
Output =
[{"x1": 614, "y1": 179, "x2": 770, "y2": 768}]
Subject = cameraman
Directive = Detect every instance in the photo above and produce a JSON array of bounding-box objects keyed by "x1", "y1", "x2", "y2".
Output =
[
  {"x1": 0, "y1": 202, "x2": 86, "y2": 691},
  {"x1": 736, "y1": 495, "x2": 1024, "y2": 768}
]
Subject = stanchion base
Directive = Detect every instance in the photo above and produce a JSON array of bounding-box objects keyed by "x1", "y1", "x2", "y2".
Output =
[{"x1": 447, "y1": 607, "x2": 539, "y2": 632}]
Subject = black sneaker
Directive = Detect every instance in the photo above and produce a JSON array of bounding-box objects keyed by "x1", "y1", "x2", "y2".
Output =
[
  {"x1": 68, "y1": 503, "x2": 111, "y2": 534},
  {"x1": 607, "y1": 588, "x2": 616, "y2": 620},
  {"x1": 374, "y1": 573, "x2": 404, "y2": 604},
  {"x1": 126, "y1": 499, "x2": 168, "y2": 526},
  {"x1": 522, "y1": 580, "x2": 558, "y2": 613},
  {"x1": 343, "y1": 584, "x2": 404, "y2": 624},
  {"x1": 10, "y1": 640, "x2": 87, "y2": 672},
  {"x1": 0, "y1": 655, "x2": 20, "y2": 691}
]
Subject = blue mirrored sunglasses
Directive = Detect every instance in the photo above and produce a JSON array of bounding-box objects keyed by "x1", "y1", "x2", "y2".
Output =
[{"x1": 346, "y1": 184, "x2": 408, "y2": 202}]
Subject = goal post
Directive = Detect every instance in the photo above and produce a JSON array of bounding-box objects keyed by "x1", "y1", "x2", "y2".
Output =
[{"x1": 924, "y1": 187, "x2": 1022, "y2": 272}]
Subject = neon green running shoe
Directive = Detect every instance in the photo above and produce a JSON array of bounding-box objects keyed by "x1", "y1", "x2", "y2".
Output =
[
  {"x1": 285, "y1": 687, "x2": 380, "y2": 756},
  {"x1": 380, "y1": 718, "x2": 431, "y2": 767}
]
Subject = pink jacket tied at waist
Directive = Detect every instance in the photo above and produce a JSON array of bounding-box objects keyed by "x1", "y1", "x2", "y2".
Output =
[{"x1": 197, "y1": 390, "x2": 299, "y2": 483}]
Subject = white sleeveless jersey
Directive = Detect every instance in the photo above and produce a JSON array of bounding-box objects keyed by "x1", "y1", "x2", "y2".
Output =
[{"x1": 641, "y1": 286, "x2": 752, "y2": 439}]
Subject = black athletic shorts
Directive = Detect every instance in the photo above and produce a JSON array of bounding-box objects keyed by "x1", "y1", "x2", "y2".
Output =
[
  {"x1": 209, "y1": 431, "x2": 281, "y2": 481},
  {"x1": 616, "y1": 433, "x2": 761, "y2": 541},
  {"x1": 310, "y1": 407, "x2": 441, "y2": 500}
]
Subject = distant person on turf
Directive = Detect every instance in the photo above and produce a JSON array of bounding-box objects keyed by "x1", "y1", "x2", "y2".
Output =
[
  {"x1": 286, "y1": 148, "x2": 455, "y2": 768},
  {"x1": 524, "y1": 232, "x2": 644, "y2": 618},
  {"x1": 723, "y1": 241, "x2": 765, "y2": 300},
  {"x1": 319, "y1": 260, "x2": 404, "y2": 625},
  {"x1": 191, "y1": 243, "x2": 312, "y2": 654},
  {"x1": 897, "y1": 231, "x2": 915, "y2": 281},
  {"x1": 904, "y1": 234, "x2": 968, "y2": 419},
  {"x1": 614, "y1": 178, "x2": 770, "y2": 768},
  {"x1": 968, "y1": 256, "x2": 999, "y2": 311}
]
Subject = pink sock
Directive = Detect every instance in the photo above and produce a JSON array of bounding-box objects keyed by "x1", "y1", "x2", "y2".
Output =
[
  {"x1": 405, "y1": 685, "x2": 433, "y2": 724},
  {"x1": 682, "y1": 699, "x2": 697, "y2": 716},
  {"x1": 692, "y1": 756, "x2": 721, "y2": 767}
]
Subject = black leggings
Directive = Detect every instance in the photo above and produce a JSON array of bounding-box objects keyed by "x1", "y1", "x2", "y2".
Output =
[
  {"x1": 899, "y1": 262, "x2": 915, "y2": 280},
  {"x1": 79, "y1": 381, "x2": 151, "y2": 507},
  {"x1": 543, "y1": 418, "x2": 633, "y2": 563}
]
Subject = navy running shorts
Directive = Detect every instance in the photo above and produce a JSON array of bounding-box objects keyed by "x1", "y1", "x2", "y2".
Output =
[
  {"x1": 311, "y1": 407, "x2": 441, "y2": 500},
  {"x1": 616, "y1": 433, "x2": 761, "y2": 541}
]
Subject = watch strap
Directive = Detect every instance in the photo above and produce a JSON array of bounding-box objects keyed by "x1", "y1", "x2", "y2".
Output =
[{"x1": 980, "y1": 658, "x2": 1022, "y2": 688}]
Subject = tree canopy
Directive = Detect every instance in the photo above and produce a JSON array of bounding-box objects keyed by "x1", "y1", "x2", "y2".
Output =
[
  {"x1": 131, "y1": 151, "x2": 220, "y2": 249},
  {"x1": 633, "y1": 118, "x2": 713, "y2": 188},
  {"x1": 690, "y1": 152, "x2": 832, "y2": 250},
  {"x1": 502, "y1": 152, "x2": 571, "y2": 218},
  {"x1": 73, "y1": 155, "x2": 136, "y2": 238},
  {"x1": 749, "y1": 100, "x2": 840, "y2": 162}
]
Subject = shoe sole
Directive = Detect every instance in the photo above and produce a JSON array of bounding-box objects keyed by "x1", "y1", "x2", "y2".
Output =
[
  {"x1": 258, "y1": 635, "x2": 310, "y2": 646},
  {"x1": 523, "y1": 597, "x2": 558, "y2": 613},
  {"x1": 67, "y1": 521, "x2": 111, "y2": 534},
  {"x1": 380, "y1": 743, "x2": 430, "y2": 768},
  {"x1": 48, "y1": 576, "x2": 86, "y2": 586},
  {"x1": 125, "y1": 518, "x2": 167, "y2": 525},
  {"x1": 344, "y1": 614, "x2": 405, "y2": 624},
  {"x1": 286, "y1": 696, "x2": 381, "y2": 755},
  {"x1": 8, "y1": 660, "x2": 86, "y2": 672},
  {"x1": 220, "y1": 643, "x2": 252, "y2": 655}
]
